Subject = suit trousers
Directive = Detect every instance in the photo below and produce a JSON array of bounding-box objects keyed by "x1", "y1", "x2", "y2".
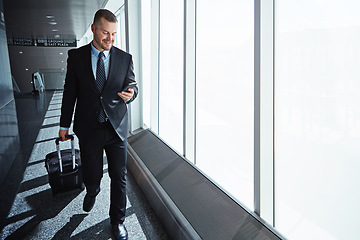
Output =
[{"x1": 78, "y1": 120, "x2": 127, "y2": 224}]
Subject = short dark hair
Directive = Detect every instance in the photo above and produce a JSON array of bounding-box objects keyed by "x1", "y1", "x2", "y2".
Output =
[{"x1": 93, "y1": 9, "x2": 117, "y2": 26}]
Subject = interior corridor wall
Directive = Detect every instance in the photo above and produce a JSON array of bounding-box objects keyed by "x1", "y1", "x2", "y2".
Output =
[
  {"x1": 0, "y1": 0, "x2": 20, "y2": 183},
  {"x1": 0, "y1": 0, "x2": 13, "y2": 107}
]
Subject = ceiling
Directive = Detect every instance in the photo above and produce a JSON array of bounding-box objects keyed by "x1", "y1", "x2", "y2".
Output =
[{"x1": 3, "y1": 0, "x2": 107, "y2": 92}]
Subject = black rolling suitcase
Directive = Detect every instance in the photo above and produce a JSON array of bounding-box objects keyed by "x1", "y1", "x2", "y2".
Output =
[{"x1": 45, "y1": 135, "x2": 84, "y2": 195}]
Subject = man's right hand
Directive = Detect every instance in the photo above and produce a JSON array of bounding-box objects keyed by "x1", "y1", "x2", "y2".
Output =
[{"x1": 59, "y1": 129, "x2": 70, "y2": 141}]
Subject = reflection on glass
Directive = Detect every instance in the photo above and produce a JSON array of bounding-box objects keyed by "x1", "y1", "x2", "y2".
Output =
[
  {"x1": 275, "y1": 1, "x2": 360, "y2": 239},
  {"x1": 116, "y1": 6, "x2": 126, "y2": 51},
  {"x1": 0, "y1": 100, "x2": 20, "y2": 183},
  {"x1": 159, "y1": 0, "x2": 184, "y2": 154},
  {"x1": 196, "y1": 0, "x2": 254, "y2": 209}
]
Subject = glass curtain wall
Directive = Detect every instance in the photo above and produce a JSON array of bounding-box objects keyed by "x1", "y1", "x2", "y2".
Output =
[
  {"x1": 196, "y1": 0, "x2": 254, "y2": 209},
  {"x1": 158, "y1": 0, "x2": 184, "y2": 154},
  {"x1": 275, "y1": 0, "x2": 360, "y2": 239}
]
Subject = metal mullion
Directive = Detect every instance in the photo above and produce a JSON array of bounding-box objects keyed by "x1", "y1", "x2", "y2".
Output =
[
  {"x1": 184, "y1": 0, "x2": 187, "y2": 157},
  {"x1": 254, "y1": 0, "x2": 261, "y2": 218},
  {"x1": 254, "y1": 0, "x2": 275, "y2": 226},
  {"x1": 272, "y1": 0, "x2": 276, "y2": 228},
  {"x1": 157, "y1": 0, "x2": 160, "y2": 134}
]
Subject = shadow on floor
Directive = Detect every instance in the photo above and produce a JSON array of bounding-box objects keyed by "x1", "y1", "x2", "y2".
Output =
[{"x1": 4, "y1": 188, "x2": 83, "y2": 240}]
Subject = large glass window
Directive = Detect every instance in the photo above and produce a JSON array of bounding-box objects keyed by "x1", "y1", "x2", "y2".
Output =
[
  {"x1": 275, "y1": 1, "x2": 360, "y2": 239},
  {"x1": 196, "y1": 0, "x2": 254, "y2": 209},
  {"x1": 158, "y1": 0, "x2": 184, "y2": 153},
  {"x1": 116, "y1": 6, "x2": 126, "y2": 51}
]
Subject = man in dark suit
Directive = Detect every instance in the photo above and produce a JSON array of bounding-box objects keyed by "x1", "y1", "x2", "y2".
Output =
[{"x1": 58, "y1": 9, "x2": 138, "y2": 240}]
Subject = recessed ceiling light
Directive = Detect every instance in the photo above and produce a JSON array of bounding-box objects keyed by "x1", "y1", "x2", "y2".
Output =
[
  {"x1": 46, "y1": 15, "x2": 55, "y2": 19},
  {"x1": 54, "y1": 34, "x2": 60, "y2": 38},
  {"x1": 49, "y1": 22, "x2": 57, "y2": 25},
  {"x1": 59, "y1": 52, "x2": 63, "y2": 55},
  {"x1": 61, "y1": 60, "x2": 64, "y2": 63},
  {"x1": 19, "y1": 51, "x2": 23, "y2": 54},
  {"x1": 52, "y1": 29, "x2": 58, "y2": 32},
  {"x1": 25, "y1": 68, "x2": 29, "y2": 71}
]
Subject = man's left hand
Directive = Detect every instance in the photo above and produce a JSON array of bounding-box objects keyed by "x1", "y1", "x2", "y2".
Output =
[{"x1": 118, "y1": 88, "x2": 134, "y2": 102}]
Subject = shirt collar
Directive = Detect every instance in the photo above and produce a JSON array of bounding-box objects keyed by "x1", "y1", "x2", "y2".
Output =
[{"x1": 91, "y1": 42, "x2": 110, "y2": 58}]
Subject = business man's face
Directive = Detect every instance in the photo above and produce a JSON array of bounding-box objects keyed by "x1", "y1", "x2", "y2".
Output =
[{"x1": 92, "y1": 17, "x2": 117, "y2": 51}]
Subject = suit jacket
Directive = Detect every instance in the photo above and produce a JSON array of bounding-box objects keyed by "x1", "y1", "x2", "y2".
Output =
[{"x1": 60, "y1": 43, "x2": 138, "y2": 141}]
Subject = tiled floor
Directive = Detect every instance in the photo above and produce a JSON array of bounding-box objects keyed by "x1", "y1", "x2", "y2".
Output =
[{"x1": 0, "y1": 91, "x2": 169, "y2": 240}]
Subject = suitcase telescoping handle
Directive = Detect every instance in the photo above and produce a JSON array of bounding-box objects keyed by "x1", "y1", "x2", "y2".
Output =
[{"x1": 55, "y1": 135, "x2": 76, "y2": 173}]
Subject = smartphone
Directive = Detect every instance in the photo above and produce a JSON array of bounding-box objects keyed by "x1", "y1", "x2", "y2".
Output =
[{"x1": 121, "y1": 82, "x2": 137, "y2": 92}]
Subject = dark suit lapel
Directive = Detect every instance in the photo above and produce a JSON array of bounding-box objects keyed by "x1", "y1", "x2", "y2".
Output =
[
  {"x1": 83, "y1": 43, "x2": 99, "y2": 93},
  {"x1": 106, "y1": 47, "x2": 128, "y2": 87},
  {"x1": 107, "y1": 47, "x2": 117, "y2": 84},
  {"x1": 102, "y1": 47, "x2": 128, "y2": 93}
]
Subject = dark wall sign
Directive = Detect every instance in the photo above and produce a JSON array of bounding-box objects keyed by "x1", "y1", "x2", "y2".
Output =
[
  {"x1": 36, "y1": 38, "x2": 77, "y2": 47},
  {"x1": 7, "y1": 37, "x2": 77, "y2": 47},
  {"x1": 7, "y1": 37, "x2": 34, "y2": 46}
]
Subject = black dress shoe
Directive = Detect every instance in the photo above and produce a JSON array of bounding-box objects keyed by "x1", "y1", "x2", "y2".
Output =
[
  {"x1": 111, "y1": 223, "x2": 128, "y2": 240},
  {"x1": 83, "y1": 194, "x2": 96, "y2": 212}
]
